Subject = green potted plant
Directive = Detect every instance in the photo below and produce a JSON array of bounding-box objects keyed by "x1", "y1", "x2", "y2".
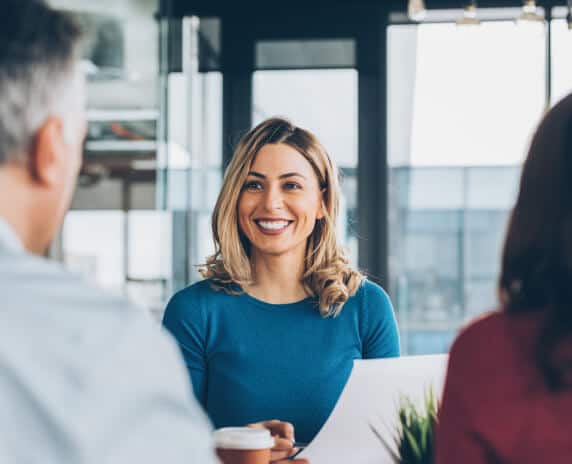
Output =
[{"x1": 371, "y1": 388, "x2": 439, "y2": 464}]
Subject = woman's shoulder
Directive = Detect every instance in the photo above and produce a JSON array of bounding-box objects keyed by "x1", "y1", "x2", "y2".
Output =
[
  {"x1": 344, "y1": 279, "x2": 394, "y2": 322},
  {"x1": 453, "y1": 309, "x2": 541, "y2": 355},
  {"x1": 172, "y1": 278, "x2": 216, "y2": 298},
  {"x1": 352, "y1": 279, "x2": 392, "y2": 307},
  {"x1": 445, "y1": 310, "x2": 548, "y2": 406},
  {"x1": 449, "y1": 310, "x2": 524, "y2": 369},
  {"x1": 166, "y1": 279, "x2": 233, "y2": 310},
  {"x1": 163, "y1": 279, "x2": 239, "y2": 326},
  {"x1": 454, "y1": 310, "x2": 517, "y2": 343}
]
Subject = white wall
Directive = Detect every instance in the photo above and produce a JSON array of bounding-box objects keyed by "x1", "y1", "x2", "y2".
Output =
[{"x1": 48, "y1": 0, "x2": 160, "y2": 110}]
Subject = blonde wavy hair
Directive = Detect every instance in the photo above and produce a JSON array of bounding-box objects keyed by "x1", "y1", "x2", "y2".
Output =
[{"x1": 200, "y1": 117, "x2": 365, "y2": 317}]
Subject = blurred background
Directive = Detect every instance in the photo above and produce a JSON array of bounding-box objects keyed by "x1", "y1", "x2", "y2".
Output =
[{"x1": 46, "y1": 0, "x2": 572, "y2": 354}]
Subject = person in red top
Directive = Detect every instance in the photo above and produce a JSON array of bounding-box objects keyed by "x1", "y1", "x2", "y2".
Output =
[{"x1": 436, "y1": 93, "x2": 572, "y2": 464}]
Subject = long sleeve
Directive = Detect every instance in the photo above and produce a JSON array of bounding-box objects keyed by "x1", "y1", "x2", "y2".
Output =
[
  {"x1": 360, "y1": 282, "x2": 401, "y2": 359},
  {"x1": 436, "y1": 334, "x2": 492, "y2": 464},
  {"x1": 163, "y1": 290, "x2": 209, "y2": 407}
]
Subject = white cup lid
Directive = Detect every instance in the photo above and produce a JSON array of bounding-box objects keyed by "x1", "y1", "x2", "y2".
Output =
[{"x1": 213, "y1": 427, "x2": 274, "y2": 450}]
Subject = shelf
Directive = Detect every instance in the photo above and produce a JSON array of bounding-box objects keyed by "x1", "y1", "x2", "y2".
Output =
[
  {"x1": 85, "y1": 140, "x2": 157, "y2": 152},
  {"x1": 87, "y1": 109, "x2": 159, "y2": 122}
]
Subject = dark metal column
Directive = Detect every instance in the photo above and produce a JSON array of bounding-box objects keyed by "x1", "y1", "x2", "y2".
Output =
[
  {"x1": 221, "y1": 10, "x2": 254, "y2": 169},
  {"x1": 357, "y1": 6, "x2": 389, "y2": 290}
]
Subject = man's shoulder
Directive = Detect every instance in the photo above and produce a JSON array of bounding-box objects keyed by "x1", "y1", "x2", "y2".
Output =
[
  {"x1": 0, "y1": 250, "x2": 134, "y2": 309},
  {"x1": 0, "y1": 252, "x2": 192, "y2": 410},
  {"x1": 0, "y1": 251, "x2": 156, "y2": 359},
  {"x1": 0, "y1": 253, "x2": 218, "y2": 464}
]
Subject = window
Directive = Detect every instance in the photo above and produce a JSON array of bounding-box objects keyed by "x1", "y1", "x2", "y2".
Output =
[
  {"x1": 388, "y1": 20, "x2": 545, "y2": 354},
  {"x1": 551, "y1": 15, "x2": 572, "y2": 104}
]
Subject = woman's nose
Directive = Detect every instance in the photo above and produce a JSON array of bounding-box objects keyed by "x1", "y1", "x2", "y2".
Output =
[{"x1": 263, "y1": 185, "x2": 284, "y2": 210}]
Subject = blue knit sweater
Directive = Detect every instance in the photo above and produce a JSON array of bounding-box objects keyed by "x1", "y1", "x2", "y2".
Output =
[{"x1": 163, "y1": 279, "x2": 400, "y2": 443}]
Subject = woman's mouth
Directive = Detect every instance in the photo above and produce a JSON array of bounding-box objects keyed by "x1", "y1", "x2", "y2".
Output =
[{"x1": 254, "y1": 219, "x2": 292, "y2": 234}]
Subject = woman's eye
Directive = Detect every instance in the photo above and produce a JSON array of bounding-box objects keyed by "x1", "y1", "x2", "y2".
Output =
[
  {"x1": 243, "y1": 181, "x2": 263, "y2": 191},
  {"x1": 284, "y1": 182, "x2": 302, "y2": 190}
]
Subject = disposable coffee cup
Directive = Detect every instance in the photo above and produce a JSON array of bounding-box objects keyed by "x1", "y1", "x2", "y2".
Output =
[{"x1": 214, "y1": 427, "x2": 274, "y2": 464}]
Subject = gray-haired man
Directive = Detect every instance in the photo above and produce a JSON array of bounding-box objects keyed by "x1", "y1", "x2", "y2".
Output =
[{"x1": 0, "y1": 1, "x2": 218, "y2": 462}]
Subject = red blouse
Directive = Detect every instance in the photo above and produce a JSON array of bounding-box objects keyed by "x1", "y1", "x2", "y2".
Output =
[{"x1": 436, "y1": 310, "x2": 572, "y2": 464}]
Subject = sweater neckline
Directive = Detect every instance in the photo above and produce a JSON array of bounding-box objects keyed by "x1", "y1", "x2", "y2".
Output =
[{"x1": 240, "y1": 289, "x2": 315, "y2": 310}]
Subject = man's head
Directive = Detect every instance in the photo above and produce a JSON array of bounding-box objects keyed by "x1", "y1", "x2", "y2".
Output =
[{"x1": 0, "y1": 0, "x2": 85, "y2": 254}]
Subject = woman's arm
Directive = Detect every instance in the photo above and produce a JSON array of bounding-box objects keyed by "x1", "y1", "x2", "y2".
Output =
[
  {"x1": 361, "y1": 282, "x2": 401, "y2": 358},
  {"x1": 162, "y1": 290, "x2": 208, "y2": 407}
]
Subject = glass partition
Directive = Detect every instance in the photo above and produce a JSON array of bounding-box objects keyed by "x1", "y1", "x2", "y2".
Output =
[
  {"x1": 388, "y1": 20, "x2": 546, "y2": 354},
  {"x1": 551, "y1": 13, "x2": 572, "y2": 105},
  {"x1": 49, "y1": 2, "x2": 223, "y2": 320}
]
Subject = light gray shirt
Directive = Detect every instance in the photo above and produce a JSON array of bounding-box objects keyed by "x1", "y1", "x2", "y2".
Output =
[{"x1": 0, "y1": 218, "x2": 219, "y2": 464}]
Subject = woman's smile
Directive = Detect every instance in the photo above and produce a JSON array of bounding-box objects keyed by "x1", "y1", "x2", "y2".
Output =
[{"x1": 254, "y1": 218, "x2": 294, "y2": 235}]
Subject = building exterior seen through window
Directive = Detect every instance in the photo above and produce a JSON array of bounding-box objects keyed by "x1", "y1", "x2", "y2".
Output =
[{"x1": 388, "y1": 20, "x2": 547, "y2": 354}]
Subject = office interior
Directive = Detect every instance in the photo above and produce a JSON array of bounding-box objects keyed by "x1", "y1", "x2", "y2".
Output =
[{"x1": 47, "y1": 0, "x2": 568, "y2": 354}]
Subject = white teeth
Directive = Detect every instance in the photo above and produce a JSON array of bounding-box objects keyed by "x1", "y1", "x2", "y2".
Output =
[{"x1": 257, "y1": 220, "x2": 290, "y2": 230}]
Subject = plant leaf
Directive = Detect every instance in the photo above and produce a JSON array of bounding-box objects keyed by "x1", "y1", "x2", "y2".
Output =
[{"x1": 368, "y1": 423, "x2": 400, "y2": 463}]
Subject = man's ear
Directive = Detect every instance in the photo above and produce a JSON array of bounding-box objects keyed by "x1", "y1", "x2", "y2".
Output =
[{"x1": 30, "y1": 116, "x2": 66, "y2": 187}]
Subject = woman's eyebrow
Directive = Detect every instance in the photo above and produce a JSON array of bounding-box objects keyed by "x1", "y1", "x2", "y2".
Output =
[
  {"x1": 279, "y1": 172, "x2": 307, "y2": 180},
  {"x1": 247, "y1": 171, "x2": 266, "y2": 178},
  {"x1": 246, "y1": 171, "x2": 307, "y2": 180}
]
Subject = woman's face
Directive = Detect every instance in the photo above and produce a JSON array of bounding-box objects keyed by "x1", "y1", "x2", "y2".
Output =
[{"x1": 238, "y1": 143, "x2": 324, "y2": 262}]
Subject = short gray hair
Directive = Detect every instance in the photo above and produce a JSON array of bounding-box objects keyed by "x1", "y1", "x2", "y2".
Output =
[{"x1": 0, "y1": 0, "x2": 82, "y2": 165}]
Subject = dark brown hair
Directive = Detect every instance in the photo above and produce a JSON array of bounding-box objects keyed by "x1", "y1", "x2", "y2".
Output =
[{"x1": 499, "y1": 93, "x2": 572, "y2": 391}]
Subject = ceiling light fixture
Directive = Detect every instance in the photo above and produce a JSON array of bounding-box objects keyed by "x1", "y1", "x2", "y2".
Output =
[
  {"x1": 408, "y1": 0, "x2": 427, "y2": 22},
  {"x1": 517, "y1": 0, "x2": 544, "y2": 23},
  {"x1": 457, "y1": 1, "x2": 481, "y2": 26}
]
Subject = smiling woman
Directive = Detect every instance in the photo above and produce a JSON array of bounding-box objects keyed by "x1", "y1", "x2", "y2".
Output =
[
  {"x1": 162, "y1": 117, "x2": 400, "y2": 444},
  {"x1": 202, "y1": 117, "x2": 363, "y2": 315}
]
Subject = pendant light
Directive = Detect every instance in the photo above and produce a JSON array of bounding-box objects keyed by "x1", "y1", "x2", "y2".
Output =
[
  {"x1": 408, "y1": 0, "x2": 427, "y2": 22},
  {"x1": 457, "y1": 1, "x2": 481, "y2": 26},
  {"x1": 517, "y1": 0, "x2": 544, "y2": 23}
]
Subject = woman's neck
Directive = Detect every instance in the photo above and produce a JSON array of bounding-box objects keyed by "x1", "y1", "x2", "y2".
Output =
[{"x1": 245, "y1": 251, "x2": 308, "y2": 304}]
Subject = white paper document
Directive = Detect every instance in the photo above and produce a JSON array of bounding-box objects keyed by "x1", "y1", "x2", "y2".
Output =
[{"x1": 300, "y1": 354, "x2": 449, "y2": 464}]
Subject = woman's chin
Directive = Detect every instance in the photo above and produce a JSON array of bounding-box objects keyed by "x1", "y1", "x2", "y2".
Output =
[{"x1": 250, "y1": 243, "x2": 305, "y2": 259}]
